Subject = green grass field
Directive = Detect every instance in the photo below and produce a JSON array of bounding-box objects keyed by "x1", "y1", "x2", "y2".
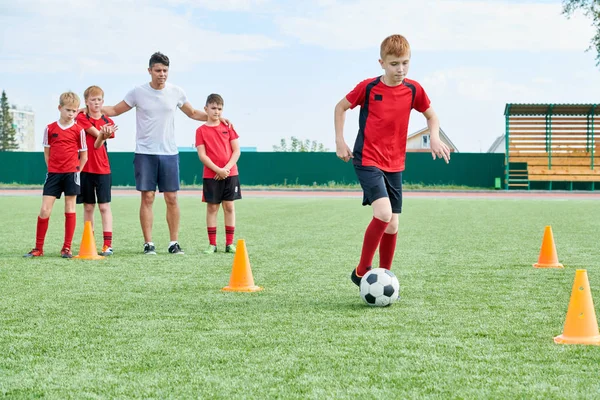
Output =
[{"x1": 1, "y1": 194, "x2": 600, "y2": 399}]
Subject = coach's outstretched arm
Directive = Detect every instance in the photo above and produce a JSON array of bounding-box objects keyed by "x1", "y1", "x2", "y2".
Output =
[
  {"x1": 180, "y1": 102, "x2": 232, "y2": 126},
  {"x1": 334, "y1": 97, "x2": 354, "y2": 163},
  {"x1": 101, "y1": 101, "x2": 132, "y2": 117}
]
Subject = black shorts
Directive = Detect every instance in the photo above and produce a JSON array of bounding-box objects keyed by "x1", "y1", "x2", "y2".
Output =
[
  {"x1": 202, "y1": 176, "x2": 242, "y2": 204},
  {"x1": 42, "y1": 172, "x2": 80, "y2": 199},
  {"x1": 77, "y1": 172, "x2": 112, "y2": 204},
  {"x1": 354, "y1": 165, "x2": 403, "y2": 213}
]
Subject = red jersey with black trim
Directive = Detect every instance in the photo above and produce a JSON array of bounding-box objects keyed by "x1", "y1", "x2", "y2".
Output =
[
  {"x1": 76, "y1": 113, "x2": 114, "y2": 174},
  {"x1": 195, "y1": 122, "x2": 239, "y2": 179},
  {"x1": 346, "y1": 76, "x2": 431, "y2": 172},
  {"x1": 43, "y1": 121, "x2": 87, "y2": 173}
]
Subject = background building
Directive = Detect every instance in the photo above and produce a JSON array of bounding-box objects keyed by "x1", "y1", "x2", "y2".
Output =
[{"x1": 9, "y1": 105, "x2": 35, "y2": 151}]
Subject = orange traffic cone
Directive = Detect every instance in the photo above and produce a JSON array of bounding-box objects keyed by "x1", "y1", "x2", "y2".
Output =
[
  {"x1": 533, "y1": 226, "x2": 563, "y2": 268},
  {"x1": 554, "y1": 269, "x2": 600, "y2": 345},
  {"x1": 73, "y1": 221, "x2": 105, "y2": 260},
  {"x1": 222, "y1": 239, "x2": 262, "y2": 292}
]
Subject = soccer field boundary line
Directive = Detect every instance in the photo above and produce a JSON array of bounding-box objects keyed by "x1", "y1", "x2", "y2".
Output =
[{"x1": 1, "y1": 189, "x2": 600, "y2": 200}]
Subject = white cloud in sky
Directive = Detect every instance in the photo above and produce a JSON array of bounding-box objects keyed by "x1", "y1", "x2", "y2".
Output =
[
  {"x1": 0, "y1": 0, "x2": 283, "y2": 74},
  {"x1": 276, "y1": 0, "x2": 594, "y2": 52}
]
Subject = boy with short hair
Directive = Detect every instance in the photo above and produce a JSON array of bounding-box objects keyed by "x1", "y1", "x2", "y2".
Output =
[
  {"x1": 334, "y1": 34, "x2": 451, "y2": 286},
  {"x1": 195, "y1": 94, "x2": 241, "y2": 254},
  {"x1": 76, "y1": 86, "x2": 118, "y2": 256},
  {"x1": 25, "y1": 92, "x2": 88, "y2": 258}
]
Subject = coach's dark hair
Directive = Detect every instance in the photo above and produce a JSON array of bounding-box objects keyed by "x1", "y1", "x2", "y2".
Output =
[
  {"x1": 149, "y1": 52, "x2": 169, "y2": 67},
  {"x1": 206, "y1": 93, "x2": 224, "y2": 106}
]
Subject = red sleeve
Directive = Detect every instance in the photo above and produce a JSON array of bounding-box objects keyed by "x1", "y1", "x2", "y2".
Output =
[
  {"x1": 229, "y1": 126, "x2": 239, "y2": 140},
  {"x1": 195, "y1": 126, "x2": 204, "y2": 147},
  {"x1": 76, "y1": 113, "x2": 92, "y2": 130},
  {"x1": 345, "y1": 79, "x2": 369, "y2": 109},
  {"x1": 412, "y1": 82, "x2": 431, "y2": 113}
]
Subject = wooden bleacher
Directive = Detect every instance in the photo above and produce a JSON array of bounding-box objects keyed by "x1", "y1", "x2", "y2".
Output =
[{"x1": 504, "y1": 104, "x2": 599, "y2": 190}]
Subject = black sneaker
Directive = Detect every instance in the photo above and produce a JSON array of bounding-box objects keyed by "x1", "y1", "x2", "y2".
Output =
[
  {"x1": 168, "y1": 242, "x2": 184, "y2": 254},
  {"x1": 350, "y1": 266, "x2": 371, "y2": 287},
  {"x1": 144, "y1": 242, "x2": 156, "y2": 255}
]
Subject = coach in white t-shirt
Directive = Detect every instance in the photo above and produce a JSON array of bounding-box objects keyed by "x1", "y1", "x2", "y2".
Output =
[{"x1": 102, "y1": 52, "x2": 230, "y2": 256}]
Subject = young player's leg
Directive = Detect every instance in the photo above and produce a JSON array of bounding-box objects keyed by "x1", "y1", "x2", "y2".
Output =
[
  {"x1": 25, "y1": 194, "x2": 56, "y2": 257},
  {"x1": 351, "y1": 166, "x2": 392, "y2": 286},
  {"x1": 379, "y1": 171, "x2": 402, "y2": 270},
  {"x1": 157, "y1": 154, "x2": 183, "y2": 254},
  {"x1": 204, "y1": 202, "x2": 220, "y2": 254},
  {"x1": 202, "y1": 177, "x2": 223, "y2": 254},
  {"x1": 221, "y1": 175, "x2": 242, "y2": 253},
  {"x1": 78, "y1": 172, "x2": 96, "y2": 229},
  {"x1": 96, "y1": 173, "x2": 113, "y2": 256},
  {"x1": 62, "y1": 194, "x2": 77, "y2": 258},
  {"x1": 134, "y1": 154, "x2": 158, "y2": 254}
]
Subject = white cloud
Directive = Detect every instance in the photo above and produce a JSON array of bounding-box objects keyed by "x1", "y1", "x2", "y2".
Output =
[
  {"x1": 276, "y1": 0, "x2": 594, "y2": 52},
  {"x1": 0, "y1": 0, "x2": 283, "y2": 74}
]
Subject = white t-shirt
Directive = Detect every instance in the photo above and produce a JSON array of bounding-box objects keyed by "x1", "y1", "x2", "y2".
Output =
[{"x1": 123, "y1": 82, "x2": 187, "y2": 155}]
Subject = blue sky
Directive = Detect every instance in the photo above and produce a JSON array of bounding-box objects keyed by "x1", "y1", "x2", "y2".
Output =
[{"x1": 1, "y1": 0, "x2": 598, "y2": 153}]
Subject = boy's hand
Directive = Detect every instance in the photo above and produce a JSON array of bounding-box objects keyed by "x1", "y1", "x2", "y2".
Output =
[
  {"x1": 214, "y1": 168, "x2": 230, "y2": 180},
  {"x1": 100, "y1": 124, "x2": 118, "y2": 139},
  {"x1": 431, "y1": 138, "x2": 451, "y2": 163},
  {"x1": 336, "y1": 141, "x2": 353, "y2": 162}
]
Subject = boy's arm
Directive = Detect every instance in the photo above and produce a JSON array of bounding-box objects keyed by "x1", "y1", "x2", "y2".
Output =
[
  {"x1": 102, "y1": 101, "x2": 132, "y2": 117},
  {"x1": 43, "y1": 147, "x2": 50, "y2": 166},
  {"x1": 422, "y1": 107, "x2": 450, "y2": 163},
  {"x1": 224, "y1": 139, "x2": 241, "y2": 171},
  {"x1": 93, "y1": 125, "x2": 117, "y2": 149},
  {"x1": 78, "y1": 150, "x2": 88, "y2": 171},
  {"x1": 334, "y1": 97, "x2": 353, "y2": 162},
  {"x1": 197, "y1": 145, "x2": 228, "y2": 179}
]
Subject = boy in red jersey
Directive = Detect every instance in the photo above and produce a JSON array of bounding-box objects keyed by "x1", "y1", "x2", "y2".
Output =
[
  {"x1": 334, "y1": 34, "x2": 451, "y2": 286},
  {"x1": 24, "y1": 92, "x2": 88, "y2": 258},
  {"x1": 195, "y1": 94, "x2": 241, "y2": 254},
  {"x1": 76, "y1": 86, "x2": 117, "y2": 256}
]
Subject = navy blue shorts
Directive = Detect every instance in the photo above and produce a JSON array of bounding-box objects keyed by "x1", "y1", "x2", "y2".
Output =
[
  {"x1": 202, "y1": 176, "x2": 242, "y2": 203},
  {"x1": 354, "y1": 165, "x2": 403, "y2": 213},
  {"x1": 133, "y1": 154, "x2": 180, "y2": 192},
  {"x1": 42, "y1": 172, "x2": 80, "y2": 199},
  {"x1": 77, "y1": 172, "x2": 112, "y2": 204}
]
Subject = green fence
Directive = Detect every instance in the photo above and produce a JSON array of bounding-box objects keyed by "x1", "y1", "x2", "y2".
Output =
[{"x1": 0, "y1": 152, "x2": 505, "y2": 188}]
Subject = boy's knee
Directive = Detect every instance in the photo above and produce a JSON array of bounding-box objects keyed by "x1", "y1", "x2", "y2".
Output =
[
  {"x1": 374, "y1": 210, "x2": 393, "y2": 223},
  {"x1": 222, "y1": 202, "x2": 235, "y2": 213},
  {"x1": 98, "y1": 203, "x2": 111, "y2": 213},
  {"x1": 84, "y1": 204, "x2": 95, "y2": 213}
]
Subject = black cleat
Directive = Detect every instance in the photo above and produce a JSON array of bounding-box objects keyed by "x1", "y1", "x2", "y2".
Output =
[{"x1": 350, "y1": 266, "x2": 371, "y2": 287}]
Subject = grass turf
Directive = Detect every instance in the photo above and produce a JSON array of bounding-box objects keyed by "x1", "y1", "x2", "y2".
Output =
[{"x1": 1, "y1": 195, "x2": 600, "y2": 398}]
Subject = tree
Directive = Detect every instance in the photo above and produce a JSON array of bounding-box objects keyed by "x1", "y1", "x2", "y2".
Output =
[
  {"x1": 563, "y1": 0, "x2": 600, "y2": 66},
  {"x1": 0, "y1": 90, "x2": 19, "y2": 151},
  {"x1": 272, "y1": 136, "x2": 328, "y2": 152}
]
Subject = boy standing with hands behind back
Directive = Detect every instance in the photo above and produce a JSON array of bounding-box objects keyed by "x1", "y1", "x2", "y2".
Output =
[
  {"x1": 24, "y1": 92, "x2": 88, "y2": 258},
  {"x1": 334, "y1": 34, "x2": 451, "y2": 286},
  {"x1": 195, "y1": 94, "x2": 241, "y2": 254}
]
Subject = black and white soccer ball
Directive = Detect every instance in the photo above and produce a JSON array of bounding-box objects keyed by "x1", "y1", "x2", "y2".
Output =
[{"x1": 359, "y1": 268, "x2": 400, "y2": 307}]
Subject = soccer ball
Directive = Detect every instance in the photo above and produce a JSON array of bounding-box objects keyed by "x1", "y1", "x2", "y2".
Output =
[{"x1": 359, "y1": 268, "x2": 400, "y2": 307}]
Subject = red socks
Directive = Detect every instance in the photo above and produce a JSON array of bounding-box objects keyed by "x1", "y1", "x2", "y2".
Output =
[
  {"x1": 63, "y1": 213, "x2": 76, "y2": 249},
  {"x1": 207, "y1": 227, "x2": 217, "y2": 246},
  {"x1": 356, "y1": 217, "x2": 389, "y2": 276},
  {"x1": 225, "y1": 225, "x2": 235, "y2": 246},
  {"x1": 35, "y1": 216, "x2": 49, "y2": 251},
  {"x1": 379, "y1": 232, "x2": 398, "y2": 270},
  {"x1": 103, "y1": 231, "x2": 112, "y2": 247}
]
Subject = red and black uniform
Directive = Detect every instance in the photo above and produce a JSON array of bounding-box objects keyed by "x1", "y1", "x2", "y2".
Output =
[
  {"x1": 42, "y1": 121, "x2": 87, "y2": 198},
  {"x1": 345, "y1": 76, "x2": 431, "y2": 278},
  {"x1": 195, "y1": 122, "x2": 241, "y2": 203},
  {"x1": 195, "y1": 122, "x2": 241, "y2": 248},
  {"x1": 75, "y1": 113, "x2": 114, "y2": 204}
]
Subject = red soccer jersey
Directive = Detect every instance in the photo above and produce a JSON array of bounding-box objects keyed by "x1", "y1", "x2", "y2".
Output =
[
  {"x1": 43, "y1": 121, "x2": 87, "y2": 173},
  {"x1": 195, "y1": 122, "x2": 239, "y2": 179},
  {"x1": 346, "y1": 76, "x2": 431, "y2": 172},
  {"x1": 76, "y1": 113, "x2": 114, "y2": 174}
]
